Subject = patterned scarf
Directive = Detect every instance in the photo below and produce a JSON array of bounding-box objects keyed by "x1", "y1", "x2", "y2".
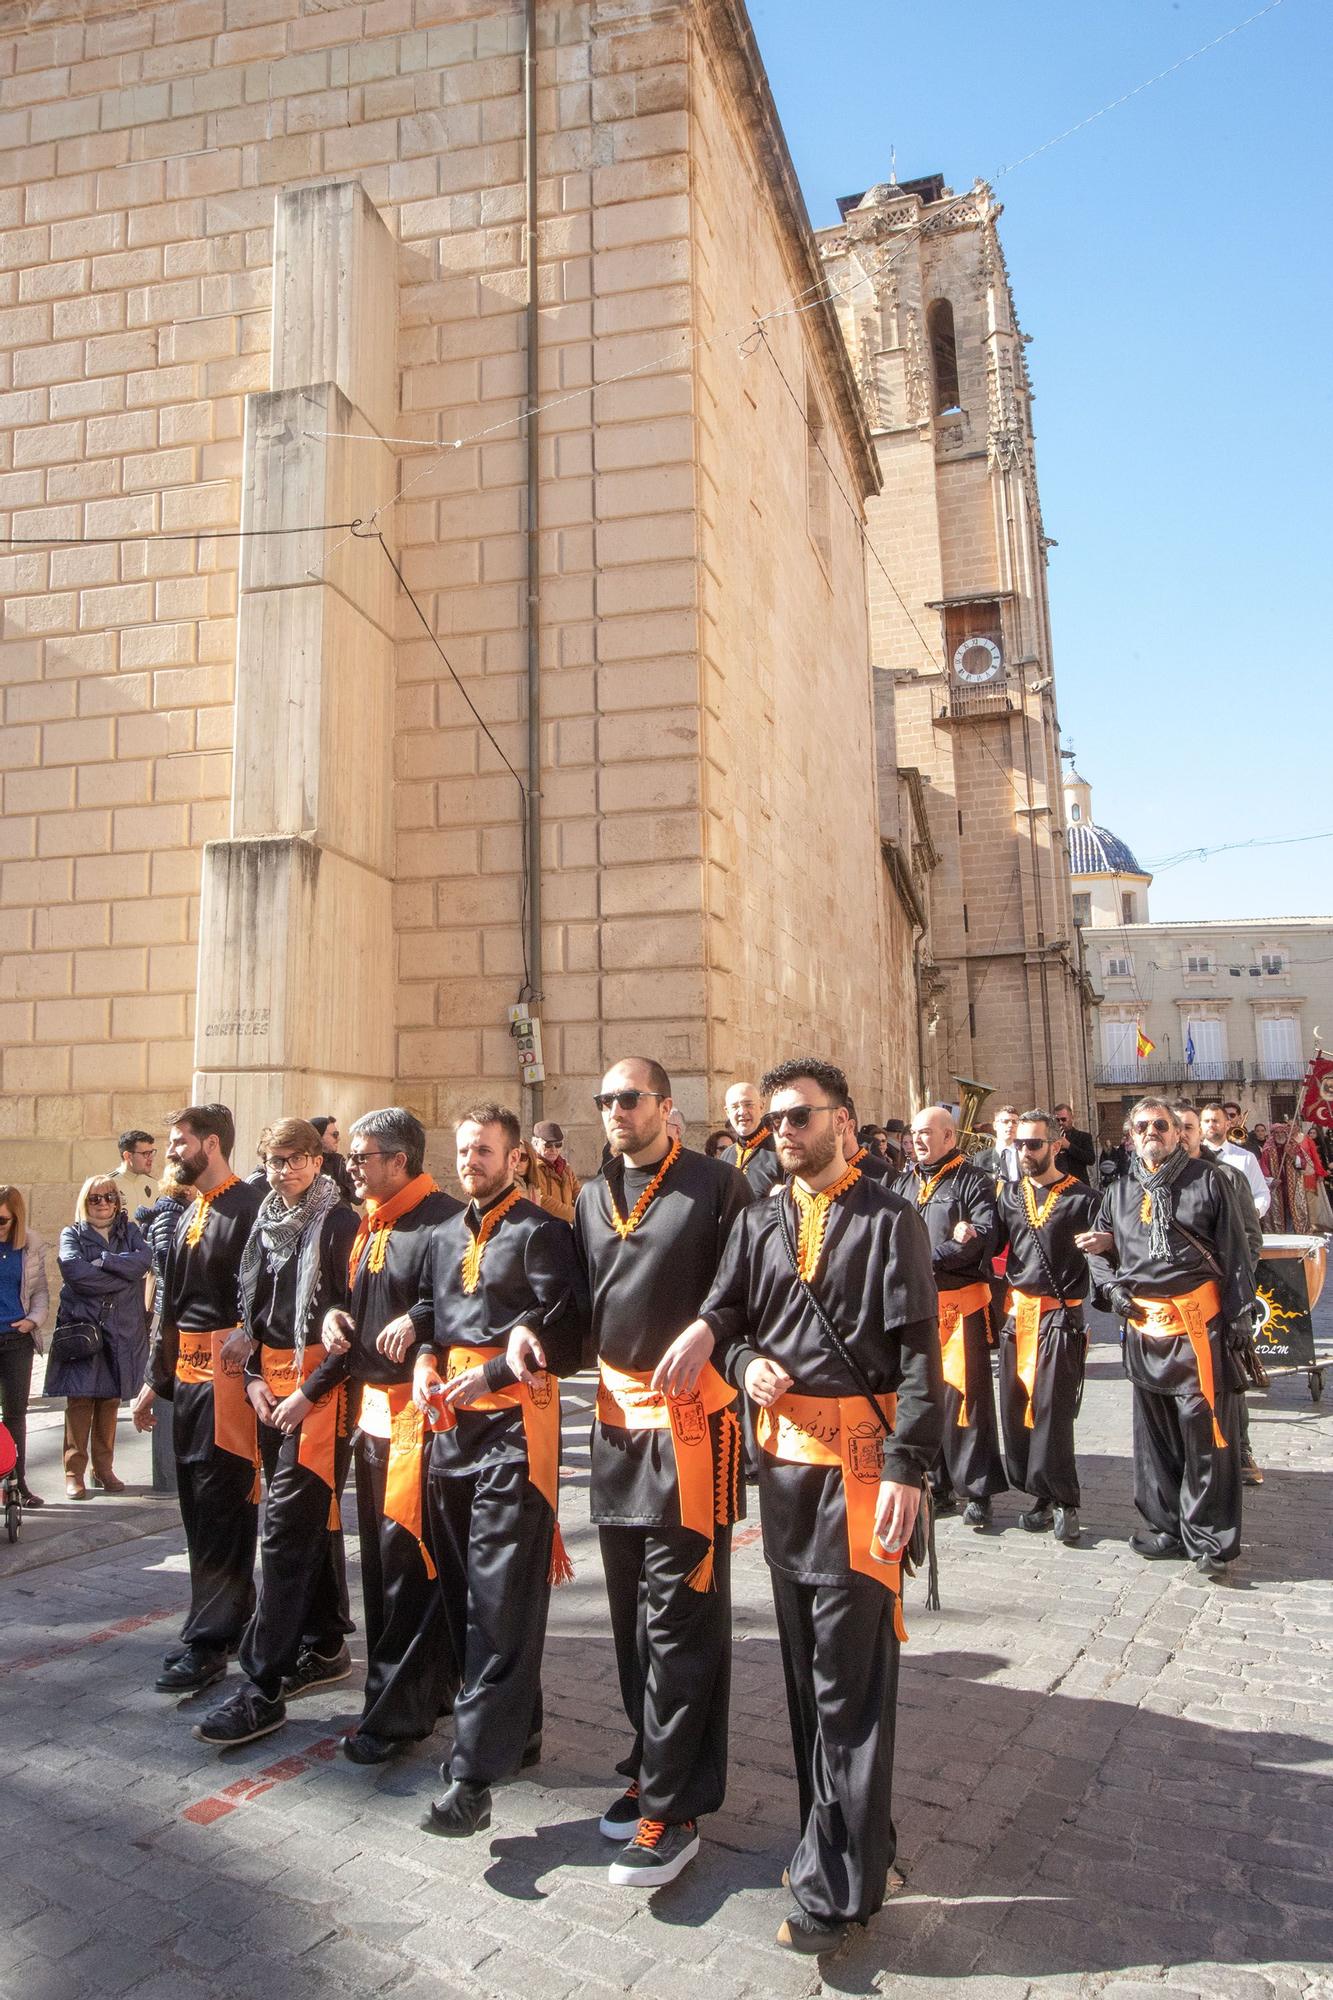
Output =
[
  {"x1": 238, "y1": 1170, "x2": 343, "y2": 1367},
  {"x1": 1130, "y1": 1141, "x2": 1190, "y2": 1263}
]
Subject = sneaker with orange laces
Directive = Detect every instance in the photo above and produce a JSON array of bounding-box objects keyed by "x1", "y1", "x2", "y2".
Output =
[
  {"x1": 599, "y1": 1780, "x2": 640, "y2": 1840},
  {"x1": 607, "y1": 1816, "x2": 700, "y2": 1886}
]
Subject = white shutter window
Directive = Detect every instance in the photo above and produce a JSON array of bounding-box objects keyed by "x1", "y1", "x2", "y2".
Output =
[
  {"x1": 1259, "y1": 1017, "x2": 1302, "y2": 1078},
  {"x1": 1190, "y1": 1019, "x2": 1225, "y2": 1073},
  {"x1": 1100, "y1": 1018, "x2": 1138, "y2": 1083}
]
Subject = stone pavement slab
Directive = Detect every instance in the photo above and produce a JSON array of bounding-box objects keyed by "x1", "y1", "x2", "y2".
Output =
[{"x1": 3, "y1": 1312, "x2": 1331, "y2": 2000}]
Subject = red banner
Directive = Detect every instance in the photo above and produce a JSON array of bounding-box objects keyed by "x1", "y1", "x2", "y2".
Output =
[{"x1": 1299, "y1": 1053, "x2": 1333, "y2": 1129}]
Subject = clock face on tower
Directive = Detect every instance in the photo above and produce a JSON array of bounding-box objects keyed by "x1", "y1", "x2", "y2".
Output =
[{"x1": 953, "y1": 635, "x2": 1003, "y2": 684}]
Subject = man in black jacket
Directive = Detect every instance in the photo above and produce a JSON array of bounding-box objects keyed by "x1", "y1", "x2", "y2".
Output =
[
  {"x1": 1053, "y1": 1104, "x2": 1097, "y2": 1186},
  {"x1": 721, "y1": 1079, "x2": 782, "y2": 1196},
  {"x1": 1082, "y1": 1097, "x2": 1253, "y2": 1578}
]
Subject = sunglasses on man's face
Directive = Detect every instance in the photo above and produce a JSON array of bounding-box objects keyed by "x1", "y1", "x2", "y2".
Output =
[
  {"x1": 1133, "y1": 1119, "x2": 1172, "y2": 1135},
  {"x1": 594, "y1": 1090, "x2": 662, "y2": 1112},
  {"x1": 769, "y1": 1104, "x2": 836, "y2": 1132},
  {"x1": 1013, "y1": 1137, "x2": 1048, "y2": 1151}
]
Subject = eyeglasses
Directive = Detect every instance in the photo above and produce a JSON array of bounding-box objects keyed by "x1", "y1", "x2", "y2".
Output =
[
  {"x1": 1132, "y1": 1119, "x2": 1172, "y2": 1135},
  {"x1": 347, "y1": 1149, "x2": 388, "y2": 1166},
  {"x1": 266, "y1": 1154, "x2": 312, "y2": 1174},
  {"x1": 769, "y1": 1105, "x2": 837, "y2": 1132},
  {"x1": 1013, "y1": 1137, "x2": 1048, "y2": 1151},
  {"x1": 594, "y1": 1090, "x2": 662, "y2": 1112}
]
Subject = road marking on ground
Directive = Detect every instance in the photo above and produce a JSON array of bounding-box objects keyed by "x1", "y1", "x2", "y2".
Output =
[
  {"x1": 4, "y1": 1605, "x2": 177, "y2": 1673},
  {"x1": 182, "y1": 1735, "x2": 342, "y2": 1824}
]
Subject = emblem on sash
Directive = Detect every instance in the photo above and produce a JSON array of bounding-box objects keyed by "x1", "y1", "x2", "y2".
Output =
[
  {"x1": 527, "y1": 1370, "x2": 554, "y2": 1410},
  {"x1": 669, "y1": 1391, "x2": 707, "y2": 1447},
  {"x1": 846, "y1": 1422, "x2": 883, "y2": 1484}
]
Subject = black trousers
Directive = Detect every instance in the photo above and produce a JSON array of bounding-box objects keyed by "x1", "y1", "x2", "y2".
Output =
[
  {"x1": 1131, "y1": 1380, "x2": 1242, "y2": 1563},
  {"x1": 355, "y1": 1434, "x2": 458, "y2": 1742},
  {"x1": 238, "y1": 1421, "x2": 353, "y2": 1701},
  {"x1": 771, "y1": 1567, "x2": 900, "y2": 1927},
  {"x1": 599, "y1": 1521, "x2": 732, "y2": 1824},
  {"x1": 425, "y1": 1455, "x2": 548, "y2": 1784},
  {"x1": 177, "y1": 1446, "x2": 259, "y2": 1657},
  {"x1": 998, "y1": 1310, "x2": 1085, "y2": 1507},
  {"x1": 935, "y1": 1306, "x2": 1008, "y2": 1502},
  {"x1": 0, "y1": 1335, "x2": 34, "y2": 1486}
]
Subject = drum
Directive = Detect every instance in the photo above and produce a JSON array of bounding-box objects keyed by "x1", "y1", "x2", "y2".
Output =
[{"x1": 1259, "y1": 1234, "x2": 1326, "y2": 1308}]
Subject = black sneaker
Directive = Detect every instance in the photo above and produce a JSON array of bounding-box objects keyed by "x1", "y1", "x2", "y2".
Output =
[
  {"x1": 155, "y1": 1650, "x2": 226, "y2": 1695},
  {"x1": 423, "y1": 1778, "x2": 492, "y2": 1838},
  {"x1": 342, "y1": 1730, "x2": 399, "y2": 1766},
  {"x1": 193, "y1": 1687, "x2": 287, "y2": 1747},
  {"x1": 16, "y1": 1486, "x2": 43, "y2": 1509},
  {"x1": 607, "y1": 1817, "x2": 699, "y2": 1887},
  {"x1": 599, "y1": 1780, "x2": 641, "y2": 1840},
  {"x1": 281, "y1": 1643, "x2": 352, "y2": 1699},
  {"x1": 1018, "y1": 1501, "x2": 1053, "y2": 1532},
  {"x1": 962, "y1": 1498, "x2": 992, "y2": 1530},
  {"x1": 1129, "y1": 1530, "x2": 1185, "y2": 1561},
  {"x1": 1052, "y1": 1505, "x2": 1080, "y2": 1544},
  {"x1": 776, "y1": 1907, "x2": 848, "y2": 1955}
]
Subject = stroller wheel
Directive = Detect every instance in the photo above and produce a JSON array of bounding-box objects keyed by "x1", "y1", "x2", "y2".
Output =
[{"x1": 5, "y1": 1496, "x2": 19, "y2": 1542}]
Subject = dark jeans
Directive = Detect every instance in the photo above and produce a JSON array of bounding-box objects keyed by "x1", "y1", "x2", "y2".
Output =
[{"x1": 0, "y1": 1333, "x2": 35, "y2": 1488}]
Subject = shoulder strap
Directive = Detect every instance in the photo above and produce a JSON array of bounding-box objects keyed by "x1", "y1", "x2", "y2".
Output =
[
  {"x1": 1019, "y1": 1187, "x2": 1071, "y2": 1304},
  {"x1": 775, "y1": 1191, "x2": 893, "y2": 1440}
]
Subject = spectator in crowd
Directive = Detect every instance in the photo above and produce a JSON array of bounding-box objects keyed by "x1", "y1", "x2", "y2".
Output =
[
  {"x1": 1262, "y1": 1123, "x2": 1327, "y2": 1233},
  {"x1": 137, "y1": 1170, "x2": 193, "y2": 1284},
  {"x1": 665, "y1": 1108, "x2": 687, "y2": 1147},
  {"x1": 1052, "y1": 1104, "x2": 1097, "y2": 1185},
  {"x1": 525, "y1": 1121, "x2": 582, "y2": 1224},
  {"x1": 311, "y1": 1115, "x2": 358, "y2": 1203},
  {"x1": 114, "y1": 1129, "x2": 157, "y2": 1210},
  {"x1": 0, "y1": 1184, "x2": 50, "y2": 1508},
  {"x1": 882, "y1": 1118, "x2": 909, "y2": 1167},
  {"x1": 1224, "y1": 1102, "x2": 1263, "y2": 1159},
  {"x1": 246, "y1": 1126, "x2": 274, "y2": 1189},
  {"x1": 49, "y1": 1176, "x2": 153, "y2": 1499},
  {"x1": 704, "y1": 1130, "x2": 732, "y2": 1160},
  {"x1": 974, "y1": 1106, "x2": 1021, "y2": 1181}
]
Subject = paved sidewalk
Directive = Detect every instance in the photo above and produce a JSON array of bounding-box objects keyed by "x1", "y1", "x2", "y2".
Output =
[{"x1": 3, "y1": 1310, "x2": 1331, "y2": 2000}]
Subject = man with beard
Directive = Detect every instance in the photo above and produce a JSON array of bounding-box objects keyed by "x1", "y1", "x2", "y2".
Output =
[
  {"x1": 132, "y1": 1105, "x2": 263, "y2": 1695},
  {"x1": 893, "y1": 1108, "x2": 1005, "y2": 1527},
  {"x1": 409, "y1": 1105, "x2": 587, "y2": 1837},
  {"x1": 1081, "y1": 1098, "x2": 1253, "y2": 1577},
  {"x1": 995, "y1": 1111, "x2": 1100, "y2": 1545},
  {"x1": 1052, "y1": 1104, "x2": 1097, "y2": 1186},
  {"x1": 311, "y1": 1108, "x2": 462, "y2": 1764},
  {"x1": 575, "y1": 1058, "x2": 752, "y2": 1887},
  {"x1": 194, "y1": 1120, "x2": 359, "y2": 1747},
  {"x1": 722, "y1": 1079, "x2": 781, "y2": 1196},
  {"x1": 687, "y1": 1056, "x2": 941, "y2": 1955}
]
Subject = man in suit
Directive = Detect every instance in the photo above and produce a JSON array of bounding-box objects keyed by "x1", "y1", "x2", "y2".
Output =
[{"x1": 1052, "y1": 1104, "x2": 1097, "y2": 1186}]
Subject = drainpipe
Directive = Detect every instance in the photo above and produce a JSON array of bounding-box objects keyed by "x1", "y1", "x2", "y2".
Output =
[{"x1": 523, "y1": 0, "x2": 543, "y2": 1123}]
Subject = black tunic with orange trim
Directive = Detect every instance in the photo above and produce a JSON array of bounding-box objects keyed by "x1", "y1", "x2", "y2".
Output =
[
  {"x1": 302, "y1": 1190, "x2": 462, "y2": 1409},
  {"x1": 722, "y1": 1129, "x2": 782, "y2": 1196},
  {"x1": 145, "y1": 1179, "x2": 264, "y2": 1460},
  {"x1": 240, "y1": 1205, "x2": 360, "y2": 1382},
  {"x1": 995, "y1": 1178, "x2": 1100, "y2": 1298},
  {"x1": 575, "y1": 1145, "x2": 753, "y2": 1526},
  {"x1": 890, "y1": 1156, "x2": 998, "y2": 1291},
  {"x1": 700, "y1": 1176, "x2": 942, "y2": 1584}
]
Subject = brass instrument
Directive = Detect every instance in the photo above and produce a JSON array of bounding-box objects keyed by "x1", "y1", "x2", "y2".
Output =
[{"x1": 953, "y1": 1075, "x2": 995, "y2": 1157}]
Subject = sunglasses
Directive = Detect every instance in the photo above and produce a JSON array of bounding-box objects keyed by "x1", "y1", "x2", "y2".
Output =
[
  {"x1": 1132, "y1": 1118, "x2": 1172, "y2": 1135},
  {"x1": 1013, "y1": 1137, "x2": 1048, "y2": 1151},
  {"x1": 88, "y1": 1191, "x2": 119, "y2": 1203},
  {"x1": 347, "y1": 1149, "x2": 389, "y2": 1166},
  {"x1": 770, "y1": 1105, "x2": 837, "y2": 1132},
  {"x1": 594, "y1": 1090, "x2": 662, "y2": 1112}
]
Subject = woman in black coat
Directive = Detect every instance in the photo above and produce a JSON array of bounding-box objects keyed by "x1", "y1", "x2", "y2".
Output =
[{"x1": 48, "y1": 1175, "x2": 152, "y2": 1498}]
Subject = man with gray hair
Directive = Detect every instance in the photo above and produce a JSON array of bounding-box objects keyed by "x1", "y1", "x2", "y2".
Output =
[{"x1": 1082, "y1": 1098, "x2": 1254, "y2": 1578}]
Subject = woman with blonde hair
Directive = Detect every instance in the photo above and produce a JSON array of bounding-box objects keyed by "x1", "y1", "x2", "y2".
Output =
[
  {"x1": 47, "y1": 1175, "x2": 152, "y2": 1498},
  {"x1": 0, "y1": 1185, "x2": 50, "y2": 1508}
]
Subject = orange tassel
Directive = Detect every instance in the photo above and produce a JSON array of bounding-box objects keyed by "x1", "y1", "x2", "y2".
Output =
[
  {"x1": 893, "y1": 1593, "x2": 908, "y2": 1644},
  {"x1": 548, "y1": 1522, "x2": 574, "y2": 1587},
  {"x1": 685, "y1": 1544, "x2": 715, "y2": 1594}
]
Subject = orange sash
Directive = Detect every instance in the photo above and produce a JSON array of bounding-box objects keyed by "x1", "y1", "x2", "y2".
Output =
[
  {"x1": 359, "y1": 1381, "x2": 435, "y2": 1580},
  {"x1": 433, "y1": 1344, "x2": 572, "y2": 1585},
  {"x1": 1131, "y1": 1279, "x2": 1227, "y2": 1448},
  {"x1": 176, "y1": 1326, "x2": 259, "y2": 1495},
  {"x1": 937, "y1": 1281, "x2": 992, "y2": 1426},
  {"x1": 596, "y1": 1360, "x2": 739, "y2": 1592},
  {"x1": 757, "y1": 1388, "x2": 907, "y2": 1641},
  {"x1": 260, "y1": 1346, "x2": 346, "y2": 1528},
  {"x1": 1009, "y1": 1291, "x2": 1082, "y2": 1431}
]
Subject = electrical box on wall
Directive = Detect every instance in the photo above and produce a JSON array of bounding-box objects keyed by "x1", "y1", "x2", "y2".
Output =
[{"x1": 507, "y1": 1002, "x2": 546, "y2": 1085}]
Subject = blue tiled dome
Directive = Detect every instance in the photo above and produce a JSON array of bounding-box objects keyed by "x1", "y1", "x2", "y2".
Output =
[{"x1": 1068, "y1": 822, "x2": 1146, "y2": 877}]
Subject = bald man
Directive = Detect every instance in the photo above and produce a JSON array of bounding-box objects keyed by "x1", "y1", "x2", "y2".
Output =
[
  {"x1": 893, "y1": 1109, "x2": 1006, "y2": 1525},
  {"x1": 722, "y1": 1082, "x2": 781, "y2": 1197}
]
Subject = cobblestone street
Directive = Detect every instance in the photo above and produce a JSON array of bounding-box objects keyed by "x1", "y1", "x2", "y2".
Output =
[{"x1": 4, "y1": 1308, "x2": 1331, "y2": 2000}]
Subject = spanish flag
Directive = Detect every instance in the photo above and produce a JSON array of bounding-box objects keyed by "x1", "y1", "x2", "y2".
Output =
[{"x1": 1136, "y1": 1026, "x2": 1155, "y2": 1060}]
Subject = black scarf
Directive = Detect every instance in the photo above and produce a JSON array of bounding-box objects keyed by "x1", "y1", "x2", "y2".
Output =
[
  {"x1": 238, "y1": 1171, "x2": 342, "y2": 1366},
  {"x1": 1129, "y1": 1142, "x2": 1190, "y2": 1263}
]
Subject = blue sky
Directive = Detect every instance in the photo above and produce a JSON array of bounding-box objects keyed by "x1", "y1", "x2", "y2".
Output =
[{"x1": 750, "y1": 0, "x2": 1330, "y2": 921}]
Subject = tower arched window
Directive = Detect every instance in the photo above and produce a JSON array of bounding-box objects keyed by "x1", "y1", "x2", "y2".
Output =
[{"x1": 927, "y1": 298, "x2": 960, "y2": 413}]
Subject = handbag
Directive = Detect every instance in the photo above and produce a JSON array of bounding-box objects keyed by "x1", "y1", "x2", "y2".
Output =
[
  {"x1": 774, "y1": 1195, "x2": 939, "y2": 1608},
  {"x1": 49, "y1": 1302, "x2": 106, "y2": 1367}
]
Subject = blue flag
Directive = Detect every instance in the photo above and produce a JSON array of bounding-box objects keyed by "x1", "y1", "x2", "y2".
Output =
[{"x1": 1185, "y1": 1026, "x2": 1196, "y2": 1067}]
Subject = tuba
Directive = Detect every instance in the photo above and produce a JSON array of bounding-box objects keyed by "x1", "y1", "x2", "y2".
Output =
[{"x1": 953, "y1": 1076, "x2": 995, "y2": 1158}]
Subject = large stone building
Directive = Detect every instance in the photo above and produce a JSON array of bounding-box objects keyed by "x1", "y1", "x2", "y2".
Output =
[
  {"x1": 817, "y1": 174, "x2": 1091, "y2": 1118},
  {"x1": 1068, "y1": 769, "x2": 1333, "y2": 1137},
  {"x1": 0, "y1": 0, "x2": 924, "y2": 1235}
]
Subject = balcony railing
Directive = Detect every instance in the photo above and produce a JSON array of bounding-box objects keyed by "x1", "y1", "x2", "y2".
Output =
[
  {"x1": 934, "y1": 684, "x2": 1015, "y2": 723},
  {"x1": 1094, "y1": 1059, "x2": 1245, "y2": 1088},
  {"x1": 1252, "y1": 1058, "x2": 1306, "y2": 1081}
]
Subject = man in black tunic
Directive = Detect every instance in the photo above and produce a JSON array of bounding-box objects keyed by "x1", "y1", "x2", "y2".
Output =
[
  {"x1": 575, "y1": 1057, "x2": 753, "y2": 1888},
  {"x1": 312, "y1": 1107, "x2": 463, "y2": 1764},
  {"x1": 409, "y1": 1103, "x2": 587, "y2": 1837},
  {"x1": 1083, "y1": 1097, "x2": 1253, "y2": 1577},
  {"x1": 995, "y1": 1110, "x2": 1100, "y2": 1545},
  {"x1": 722, "y1": 1079, "x2": 781, "y2": 1195},
  {"x1": 893, "y1": 1107, "x2": 1005, "y2": 1526},
  {"x1": 194, "y1": 1118, "x2": 359, "y2": 1748},
  {"x1": 694, "y1": 1056, "x2": 942, "y2": 1955},
  {"x1": 132, "y1": 1103, "x2": 263, "y2": 1695}
]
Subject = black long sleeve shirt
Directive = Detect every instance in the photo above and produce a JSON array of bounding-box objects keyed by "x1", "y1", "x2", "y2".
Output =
[
  {"x1": 994, "y1": 1178, "x2": 1101, "y2": 1300},
  {"x1": 146, "y1": 1177, "x2": 263, "y2": 1397},
  {"x1": 890, "y1": 1156, "x2": 998, "y2": 1291},
  {"x1": 241, "y1": 1205, "x2": 359, "y2": 1386},
  {"x1": 302, "y1": 1188, "x2": 462, "y2": 1408},
  {"x1": 700, "y1": 1177, "x2": 943, "y2": 1582},
  {"x1": 722, "y1": 1130, "x2": 782, "y2": 1197}
]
